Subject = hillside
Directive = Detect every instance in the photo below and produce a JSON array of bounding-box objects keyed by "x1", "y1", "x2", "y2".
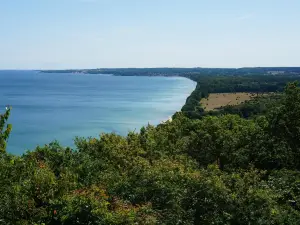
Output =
[{"x1": 2, "y1": 75, "x2": 300, "y2": 224}]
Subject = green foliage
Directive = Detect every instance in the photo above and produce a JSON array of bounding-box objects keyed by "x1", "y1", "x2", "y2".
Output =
[
  {"x1": 181, "y1": 75, "x2": 300, "y2": 119},
  {"x1": 0, "y1": 106, "x2": 12, "y2": 153},
  {"x1": 3, "y1": 81, "x2": 300, "y2": 224},
  {"x1": 49, "y1": 185, "x2": 156, "y2": 225},
  {"x1": 215, "y1": 93, "x2": 282, "y2": 118}
]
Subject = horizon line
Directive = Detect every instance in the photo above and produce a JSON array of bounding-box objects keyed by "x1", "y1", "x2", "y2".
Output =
[{"x1": 2, "y1": 66, "x2": 300, "y2": 71}]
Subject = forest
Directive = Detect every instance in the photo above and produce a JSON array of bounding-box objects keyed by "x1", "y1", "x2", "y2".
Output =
[
  {"x1": 181, "y1": 74, "x2": 300, "y2": 119},
  {"x1": 2, "y1": 74, "x2": 300, "y2": 224},
  {"x1": 41, "y1": 67, "x2": 300, "y2": 77}
]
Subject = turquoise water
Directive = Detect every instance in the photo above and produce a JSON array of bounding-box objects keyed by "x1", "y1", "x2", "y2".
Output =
[{"x1": 0, "y1": 71, "x2": 195, "y2": 154}]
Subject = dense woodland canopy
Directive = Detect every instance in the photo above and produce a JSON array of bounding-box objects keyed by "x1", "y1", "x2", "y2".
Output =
[
  {"x1": 181, "y1": 74, "x2": 300, "y2": 119},
  {"x1": 2, "y1": 71, "x2": 300, "y2": 224}
]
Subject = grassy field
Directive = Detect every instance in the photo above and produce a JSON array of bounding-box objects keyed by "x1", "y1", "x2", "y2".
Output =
[{"x1": 200, "y1": 92, "x2": 257, "y2": 111}]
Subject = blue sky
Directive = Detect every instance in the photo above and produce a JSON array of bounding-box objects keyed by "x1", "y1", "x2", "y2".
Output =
[{"x1": 1, "y1": 0, "x2": 300, "y2": 69}]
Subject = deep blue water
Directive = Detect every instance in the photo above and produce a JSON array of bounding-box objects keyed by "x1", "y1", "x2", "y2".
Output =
[{"x1": 0, "y1": 70, "x2": 195, "y2": 154}]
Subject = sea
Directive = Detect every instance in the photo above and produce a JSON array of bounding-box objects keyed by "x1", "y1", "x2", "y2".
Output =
[{"x1": 0, "y1": 70, "x2": 196, "y2": 155}]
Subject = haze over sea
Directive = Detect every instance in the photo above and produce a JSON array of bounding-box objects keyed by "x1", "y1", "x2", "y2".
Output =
[{"x1": 0, "y1": 70, "x2": 195, "y2": 154}]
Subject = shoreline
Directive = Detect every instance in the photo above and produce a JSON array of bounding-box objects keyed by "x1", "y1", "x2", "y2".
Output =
[
  {"x1": 39, "y1": 70, "x2": 198, "y2": 121},
  {"x1": 3, "y1": 71, "x2": 196, "y2": 154}
]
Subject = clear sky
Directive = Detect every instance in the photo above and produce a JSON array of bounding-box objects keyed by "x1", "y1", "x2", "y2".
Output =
[{"x1": 1, "y1": 0, "x2": 300, "y2": 69}]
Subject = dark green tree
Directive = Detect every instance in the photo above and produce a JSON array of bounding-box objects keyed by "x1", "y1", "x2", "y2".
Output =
[{"x1": 0, "y1": 106, "x2": 12, "y2": 153}]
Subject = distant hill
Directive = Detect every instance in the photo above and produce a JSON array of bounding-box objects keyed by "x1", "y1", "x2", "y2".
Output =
[{"x1": 40, "y1": 67, "x2": 300, "y2": 78}]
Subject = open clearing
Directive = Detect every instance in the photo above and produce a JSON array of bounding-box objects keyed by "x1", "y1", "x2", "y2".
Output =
[{"x1": 200, "y1": 92, "x2": 256, "y2": 111}]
